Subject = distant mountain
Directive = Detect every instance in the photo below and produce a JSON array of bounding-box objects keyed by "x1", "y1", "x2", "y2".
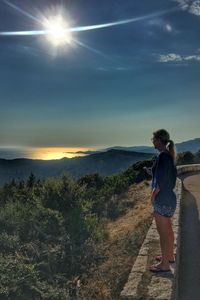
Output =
[
  {"x1": 1, "y1": 138, "x2": 200, "y2": 186},
  {"x1": 175, "y1": 138, "x2": 200, "y2": 153},
  {"x1": 0, "y1": 149, "x2": 154, "y2": 186},
  {"x1": 66, "y1": 146, "x2": 156, "y2": 155},
  {"x1": 101, "y1": 145, "x2": 157, "y2": 153},
  {"x1": 69, "y1": 138, "x2": 200, "y2": 155}
]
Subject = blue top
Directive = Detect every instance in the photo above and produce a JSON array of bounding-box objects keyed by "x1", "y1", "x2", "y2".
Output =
[
  {"x1": 151, "y1": 151, "x2": 177, "y2": 191},
  {"x1": 151, "y1": 175, "x2": 157, "y2": 190}
]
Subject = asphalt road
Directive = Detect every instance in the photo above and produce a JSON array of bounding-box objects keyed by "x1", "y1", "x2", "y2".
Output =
[{"x1": 178, "y1": 172, "x2": 200, "y2": 300}]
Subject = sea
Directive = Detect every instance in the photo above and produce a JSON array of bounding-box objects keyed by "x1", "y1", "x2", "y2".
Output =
[{"x1": 0, "y1": 146, "x2": 87, "y2": 160}]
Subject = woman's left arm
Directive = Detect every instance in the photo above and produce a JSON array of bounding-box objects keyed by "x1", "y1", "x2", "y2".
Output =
[
  {"x1": 151, "y1": 186, "x2": 160, "y2": 203},
  {"x1": 151, "y1": 153, "x2": 169, "y2": 202}
]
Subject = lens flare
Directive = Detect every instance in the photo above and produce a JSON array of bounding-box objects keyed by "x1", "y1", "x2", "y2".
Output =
[{"x1": 0, "y1": 5, "x2": 183, "y2": 38}]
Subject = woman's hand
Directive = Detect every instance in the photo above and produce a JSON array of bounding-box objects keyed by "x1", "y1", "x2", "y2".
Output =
[
  {"x1": 143, "y1": 166, "x2": 152, "y2": 176},
  {"x1": 151, "y1": 186, "x2": 160, "y2": 204},
  {"x1": 151, "y1": 193, "x2": 155, "y2": 204}
]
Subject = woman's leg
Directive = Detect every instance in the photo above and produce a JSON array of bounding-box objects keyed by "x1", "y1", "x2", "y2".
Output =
[
  {"x1": 154, "y1": 212, "x2": 174, "y2": 268},
  {"x1": 168, "y1": 217, "x2": 175, "y2": 259}
]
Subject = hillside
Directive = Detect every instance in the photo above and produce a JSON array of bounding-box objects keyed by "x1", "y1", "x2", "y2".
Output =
[
  {"x1": 77, "y1": 181, "x2": 153, "y2": 299},
  {"x1": 0, "y1": 149, "x2": 154, "y2": 186},
  {"x1": 0, "y1": 168, "x2": 153, "y2": 299}
]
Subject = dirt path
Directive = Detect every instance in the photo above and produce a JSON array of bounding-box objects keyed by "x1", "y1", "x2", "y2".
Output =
[
  {"x1": 78, "y1": 181, "x2": 153, "y2": 299},
  {"x1": 178, "y1": 172, "x2": 200, "y2": 299},
  {"x1": 105, "y1": 182, "x2": 152, "y2": 243}
]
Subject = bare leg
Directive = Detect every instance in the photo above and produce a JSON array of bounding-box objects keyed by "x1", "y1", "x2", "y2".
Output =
[
  {"x1": 154, "y1": 212, "x2": 164, "y2": 254},
  {"x1": 168, "y1": 218, "x2": 175, "y2": 259},
  {"x1": 154, "y1": 212, "x2": 174, "y2": 269}
]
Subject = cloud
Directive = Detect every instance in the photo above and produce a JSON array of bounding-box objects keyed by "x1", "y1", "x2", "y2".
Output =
[
  {"x1": 166, "y1": 24, "x2": 172, "y2": 32},
  {"x1": 96, "y1": 66, "x2": 132, "y2": 72},
  {"x1": 189, "y1": 0, "x2": 200, "y2": 15},
  {"x1": 159, "y1": 53, "x2": 182, "y2": 62},
  {"x1": 158, "y1": 52, "x2": 200, "y2": 62},
  {"x1": 184, "y1": 55, "x2": 200, "y2": 61},
  {"x1": 147, "y1": 19, "x2": 174, "y2": 33},
  {"x1": 174, "y1": 0, "x2": 200, "y2": 16},
  {"x1": 97, "y1": 67, "x2": 111, "y2": 72}
]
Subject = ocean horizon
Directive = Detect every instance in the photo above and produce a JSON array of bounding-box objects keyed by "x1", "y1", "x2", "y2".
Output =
[{"x1": 0, "y1": 147, "x2": 88, "y2": 160}]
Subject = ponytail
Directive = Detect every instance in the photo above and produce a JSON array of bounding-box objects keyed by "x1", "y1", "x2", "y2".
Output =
[{"x1": 166, "y1": 139, "x2": 177, "y2": 165}]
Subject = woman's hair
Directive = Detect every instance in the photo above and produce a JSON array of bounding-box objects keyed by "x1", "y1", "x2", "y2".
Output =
[{"x1": 152, "y1": 129, "x2": 177, "y2": 164}]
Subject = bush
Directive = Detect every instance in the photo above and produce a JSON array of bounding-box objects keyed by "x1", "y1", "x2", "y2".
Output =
[{"x1": 176, "y1": 151, "x2": 195, "y2": 165}]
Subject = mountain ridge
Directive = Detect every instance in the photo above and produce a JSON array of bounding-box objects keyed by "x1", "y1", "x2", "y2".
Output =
[
  {"x1": 0, "y1": 149, "x2": 154, "y2": 186},
  {"x1": 67, "y1": 137, "x2": 200, "y2": 155}
]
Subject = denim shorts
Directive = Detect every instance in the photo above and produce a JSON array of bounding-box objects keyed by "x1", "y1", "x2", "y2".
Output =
[
  {"x1": 153, "y1": 190, "x2": 177, "y2": 218},
  {"x1": 153, "y1": 202, "x2": 176, "y2": 217}
]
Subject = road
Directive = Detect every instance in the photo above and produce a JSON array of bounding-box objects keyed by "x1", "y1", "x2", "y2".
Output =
[{"x1": 178, "y1": 172, "x2": 200, "y2": 299}]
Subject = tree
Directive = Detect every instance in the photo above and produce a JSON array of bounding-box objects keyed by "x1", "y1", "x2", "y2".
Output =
[
  {"x1": 26, "y1": 172, "x2": 36, "y2": 188},
  {"x1": 194, "y1": 149, "x2": 200, "y2": 163},
  {"x1": 176, "y1": 151, "x2": 194, "y2": 165}
]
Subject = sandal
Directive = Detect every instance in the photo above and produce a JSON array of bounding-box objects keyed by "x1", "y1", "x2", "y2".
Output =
[
  {"x1": 149, "y1": 264, "x2": 171, "y2": 273},
  {"x1": 155, "y1": 255, "x2": 175, "y2": 264}
]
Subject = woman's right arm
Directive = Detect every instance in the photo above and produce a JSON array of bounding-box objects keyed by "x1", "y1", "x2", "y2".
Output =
[
  {"x1": 151, "y1": 185, "x2": 161, "y2": 203},
  {"x1": 143, "y1": 166, "x2": 153, "y2": 176}
]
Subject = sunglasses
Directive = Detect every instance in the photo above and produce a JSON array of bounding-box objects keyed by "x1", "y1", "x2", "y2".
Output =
[{"x1": 151, "y1": 137, "x2": 157, "y2": 142}]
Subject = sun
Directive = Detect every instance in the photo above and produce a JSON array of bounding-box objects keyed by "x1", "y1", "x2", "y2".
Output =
[{"x1": 43, "y1": 15, "x2": 72, "y2": 47}]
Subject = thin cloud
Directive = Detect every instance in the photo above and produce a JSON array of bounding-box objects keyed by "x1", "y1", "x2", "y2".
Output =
[
  {"x1": 148, "y1": 19, "x2": 174, "y2": 33},
  {"x1": 158, "y1": 52, "x2": 200, "y2": 62},
  {"x1": 96, "y1": 66, "x2": 131, "y2": 72},
  {"x1": 184, "y1": 55, "x2": 200, "y2": 61},
  {"x1": 166, "y1": 23, "x2": 173, "y2": 32}
]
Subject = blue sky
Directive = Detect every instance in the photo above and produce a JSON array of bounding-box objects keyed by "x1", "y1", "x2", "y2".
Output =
[{"x1": 0, "y1": 0, "x2": 200, "y2": 150}]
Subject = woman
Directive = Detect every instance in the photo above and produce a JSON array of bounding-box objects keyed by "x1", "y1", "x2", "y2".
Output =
[{"x1": 144, "y1": 129, "x2": 177, "y2": 272}]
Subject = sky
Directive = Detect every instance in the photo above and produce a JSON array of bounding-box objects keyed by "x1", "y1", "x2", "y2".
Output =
[{"x1": 0, "y1": 0, "x2": 200, "y2": 159}]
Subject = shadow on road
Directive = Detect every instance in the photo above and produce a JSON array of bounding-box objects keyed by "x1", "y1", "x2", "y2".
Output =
[{"x1": 178, "y1": 172, "x2": 200, "y2": 299}]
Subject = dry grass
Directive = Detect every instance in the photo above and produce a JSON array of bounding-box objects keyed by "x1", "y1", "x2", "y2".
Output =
[{"x1": 77, "y1": 180, "x2": 153, "y2": 300}]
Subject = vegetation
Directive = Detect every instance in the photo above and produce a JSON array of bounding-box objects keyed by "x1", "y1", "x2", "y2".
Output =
[
  {"x1": 0, "y1": 149, "x2": 199, "y2": 299},
  {"x1": 176, "y1": 150, "x2": 200, "y2": 165}
]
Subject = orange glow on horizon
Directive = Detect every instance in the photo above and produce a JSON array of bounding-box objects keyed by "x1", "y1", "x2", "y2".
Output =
[{"x1": 30, "y1": 147, "x2": 94, "y2": 160}]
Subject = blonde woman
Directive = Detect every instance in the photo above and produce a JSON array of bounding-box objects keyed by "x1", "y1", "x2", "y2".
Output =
[{"x1": 144, "y1": 129, "x2": 177, "y2": 272}]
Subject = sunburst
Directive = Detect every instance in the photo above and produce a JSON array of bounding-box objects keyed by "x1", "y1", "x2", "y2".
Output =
[{"x1": 42, "y1": 15, "x2": 72, "y2": 47}]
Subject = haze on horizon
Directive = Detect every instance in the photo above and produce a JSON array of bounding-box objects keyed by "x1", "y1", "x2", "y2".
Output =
[{"x1": 1, "y1": 0, "x2": 200, "y2": 159}]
